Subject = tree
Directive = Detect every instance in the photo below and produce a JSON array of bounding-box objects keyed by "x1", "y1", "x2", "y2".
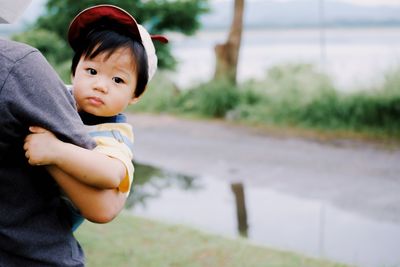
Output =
[
  {"x1": 213, "y1": 0, "x2": 245, "y2": 85},
  {"x1": 29, "y1": 0, "x2": 209, "y2": 70}
]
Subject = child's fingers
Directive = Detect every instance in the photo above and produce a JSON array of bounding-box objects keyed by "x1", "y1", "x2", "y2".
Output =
[
  {"x1": 23, "y1": 141, "x2": 28, "y2": 151},
  {"x1": 24, "y1": 150, "x2": 30, "y2": 160},
  {"x1": 29, "y1": 126, "x2": 47, "y2": 134},
  {"x1": 23, "y1": 134, "x2": 32, "y2": 149}
]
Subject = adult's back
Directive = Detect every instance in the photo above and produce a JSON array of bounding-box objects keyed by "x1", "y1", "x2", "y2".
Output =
[{"x1": 0, "y1": 39, "x2": 95, "y2": 266}]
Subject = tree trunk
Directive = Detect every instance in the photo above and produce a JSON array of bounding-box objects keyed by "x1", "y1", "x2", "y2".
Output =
[{"x1": 213, "y1": 0, "x2": 245, "y2": 85}]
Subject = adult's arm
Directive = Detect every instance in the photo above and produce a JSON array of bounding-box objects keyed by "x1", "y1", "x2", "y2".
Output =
[{"x1": 0, "y1": 44, "x2": 95, "y2": 157}]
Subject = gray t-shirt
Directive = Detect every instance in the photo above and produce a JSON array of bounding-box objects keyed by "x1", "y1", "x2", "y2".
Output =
[{"x1": 0, "y1": 39, "x2": 95, "y2": 266}]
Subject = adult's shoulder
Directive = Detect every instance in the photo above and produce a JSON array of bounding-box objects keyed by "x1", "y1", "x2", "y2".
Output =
[
  {"x1": 0, "y1": 39, "x2": 54, "y2": 97},
  {"x1": 0, "y1": 38, "x2": 38, "y2": 64}
]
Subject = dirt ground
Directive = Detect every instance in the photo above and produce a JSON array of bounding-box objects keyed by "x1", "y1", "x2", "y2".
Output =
[{"x1": 127, "y1": 113, "x2": 400, "y2": 224}]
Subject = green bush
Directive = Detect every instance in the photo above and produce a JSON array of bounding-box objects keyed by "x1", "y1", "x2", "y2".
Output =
[
  {"x1": 230, "y1": 63, "x2": 400, "y2": 137},
  {"x1": 381, "y1": 66, "x2": 400, "y2": 97},
  {"x1": 275, "y1": 79, "x2": 400, "y2": 136},
  {"x1": 288, "y1": 68, "x2": 400, "y2": 135},
  {"x1": 129, "y1": 62, "x2": 400, "y2": 139},
  {"x1": 128, "y1": 72, "x2": 179, "y2": 113},
  {"x1": 178, "y1": 80, "x2": 241, "y2": 118},
  {"x1": 230, "y1": 64, "x2": 336, "y2": 124},
  {"x1": 252, "y1": 63, "x2": 335, "y2": 106}
]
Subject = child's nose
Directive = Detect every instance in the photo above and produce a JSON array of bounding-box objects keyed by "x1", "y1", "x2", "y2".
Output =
[{"x1": 93, "y1": 79, "x2": 108, "y2": 93}]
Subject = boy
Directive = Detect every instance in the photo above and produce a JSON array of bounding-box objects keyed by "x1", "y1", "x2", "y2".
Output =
[{"x1": 23, "y1": 5, "x2": 167, "y2": 230}]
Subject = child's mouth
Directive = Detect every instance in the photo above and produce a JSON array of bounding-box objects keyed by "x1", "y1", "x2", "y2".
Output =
[{"x1": 87, "y1": 97, "x2": 104, "y2": 106}]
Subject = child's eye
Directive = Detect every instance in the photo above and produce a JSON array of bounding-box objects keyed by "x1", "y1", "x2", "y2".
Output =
[
  {"x1": 113, "y1": 77, "x2": 124, "y2": 84},
  {"x1": 86, "y1": 68, "x2": 97, "y2": 75}
]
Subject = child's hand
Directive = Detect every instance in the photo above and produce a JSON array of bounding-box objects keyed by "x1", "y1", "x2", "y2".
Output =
[{"x1": 24, "y1": 126, "x2": 62, "y2": 166}]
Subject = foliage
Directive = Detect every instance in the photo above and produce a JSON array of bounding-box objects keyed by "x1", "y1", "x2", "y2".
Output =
[
  {"x1": 33, "y1": 0, "x2": 209, "y2": 70},
  {"x1": 131, "y1": 78, "x2": 242, "y2": 118},
  {"x1": 229, "y1": 63, "x2": 336, "y2": 124},
  {"x1": 128, "y1": 72, "x2": 179, "y2": 113},
  {"x1": 293, "y1": 91, "x2": 400, "y2": 133},
  {"x1": 251, "y1": 63, "x2": 335, "y2": 105},
  {"x1": 177, "y1": 80, "x2": 241, "y2": 117},
  {"x1": 381, "y1": 65, "x2": 400, "y2": 97},
  {"x1": 76, "y1": 214, "x2": 348, "y2": 267},
  {"x1": 131, "y1": 63, "x2": 400, "y2": 139},
  {"x1": 234, "y1": 64, "x2": 400, "y2": 137}
]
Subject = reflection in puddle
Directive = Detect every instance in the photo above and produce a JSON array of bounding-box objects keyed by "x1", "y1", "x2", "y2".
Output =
[
  {"x1": 231, "y1": 183, "x2": 248, "y2": 237},
  {"x1": 127, "y1": 163, "x2": 400, "y2": 267}
]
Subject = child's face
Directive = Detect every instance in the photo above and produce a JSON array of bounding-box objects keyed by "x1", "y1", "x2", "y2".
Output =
[{"x1": 72, "y1": 47, "x2": 138, "y2": 117}]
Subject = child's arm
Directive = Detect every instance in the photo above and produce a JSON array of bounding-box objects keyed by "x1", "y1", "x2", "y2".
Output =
[
  {"x1": 24, "y1": 126, "x2": 125, "y2": 189},
  {"x1": 47, "y1": 165, "x2": 126, "y2": 223}
]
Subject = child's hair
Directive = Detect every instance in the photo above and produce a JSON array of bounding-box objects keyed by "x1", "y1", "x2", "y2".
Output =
[{"x1": 71, "y1": 28, "x2": 149, "y2": 98}]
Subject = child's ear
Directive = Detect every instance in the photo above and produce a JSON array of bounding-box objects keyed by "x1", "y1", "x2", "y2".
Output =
[{"x1": 129, "y1": 97, "x2": 140, "y2": 105}]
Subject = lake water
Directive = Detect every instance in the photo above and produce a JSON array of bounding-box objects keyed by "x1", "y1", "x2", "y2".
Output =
[
  {"x1": 169, "y1": 27, "x2": 400, "y2": 91},
  {"x1": 128, "y1": 163, "x2": 400, "y2": 267}
]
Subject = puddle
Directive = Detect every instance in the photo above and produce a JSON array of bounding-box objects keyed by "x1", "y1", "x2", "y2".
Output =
[{"x1": 127, "y1": 163, "x2": 400, "y2": 267}]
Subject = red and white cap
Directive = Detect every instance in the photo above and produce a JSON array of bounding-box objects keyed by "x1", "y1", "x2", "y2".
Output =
[{"x1": 68, "y1": 4, "x2": 168, "y2": 81}]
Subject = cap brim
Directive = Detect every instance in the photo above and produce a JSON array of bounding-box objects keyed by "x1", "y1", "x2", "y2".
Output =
[{"x1": 151, "y1": 34, "x2": 169, "y2": 44}]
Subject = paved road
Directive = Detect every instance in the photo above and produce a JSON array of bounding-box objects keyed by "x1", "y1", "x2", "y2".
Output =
[{"x1": 127, "y1": 113, "x2": 400, "y2": 224}]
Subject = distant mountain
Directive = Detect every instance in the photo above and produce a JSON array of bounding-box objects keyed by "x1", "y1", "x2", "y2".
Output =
[{"x1": 201, "y1": 0, "x2": 400, "y2": 29}]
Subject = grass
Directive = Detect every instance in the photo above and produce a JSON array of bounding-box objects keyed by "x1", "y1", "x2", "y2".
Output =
[{"x1": 76, "y1": 213, "x2": 349, "y2": 267}]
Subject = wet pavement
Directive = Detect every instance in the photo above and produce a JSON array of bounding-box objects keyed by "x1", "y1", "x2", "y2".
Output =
[{"x1": 126, "y1": 113, "x2": 400, "y2": 267}]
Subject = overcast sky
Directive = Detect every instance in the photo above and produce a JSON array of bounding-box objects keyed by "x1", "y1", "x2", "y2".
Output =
[
  {"x1": 214, "y1": 0, "x2": 400, "y2": 5},
  {"x1": 325, "y1": 0, "x2": 400, "y2": 5},
  {"x1": 15, "y1": 0, "x2": 400, "y2": 25}
]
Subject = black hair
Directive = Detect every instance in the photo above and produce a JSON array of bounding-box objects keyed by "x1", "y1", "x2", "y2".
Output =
[{"x1": 71, "y1": 27, "x2": 149, "y2": 98}]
